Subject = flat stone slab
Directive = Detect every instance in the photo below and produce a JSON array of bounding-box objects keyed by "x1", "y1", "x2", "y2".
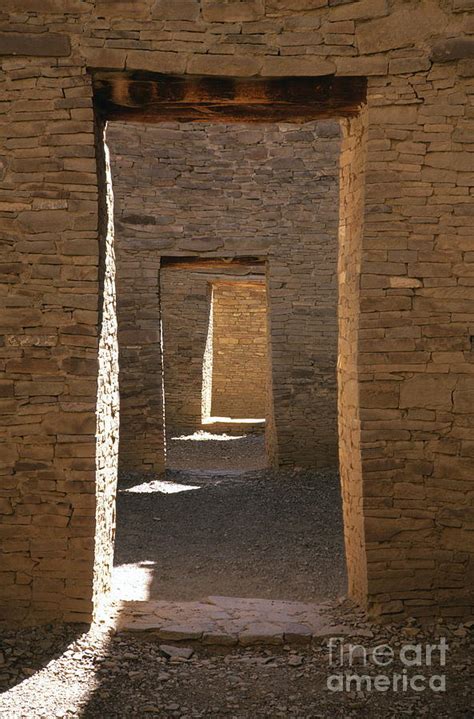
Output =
[{"x1": 115, "y1": 596, "x2": 348, "y2": 646}]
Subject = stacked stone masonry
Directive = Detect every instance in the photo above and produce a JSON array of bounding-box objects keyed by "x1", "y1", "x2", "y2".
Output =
[
  {"x1": 211, "y1": 281, "x2": 267, "y2": 420},
  {"x1": 0, "y1": 0, "x2": 473, "y2": 626}
]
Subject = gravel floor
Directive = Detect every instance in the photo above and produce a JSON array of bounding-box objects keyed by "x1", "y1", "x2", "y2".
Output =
[
  {"x1": 112, "y1": 434, "x2": 347, "y2": 603},
  {"x1": 165, "y1": 431, "x2": 268, "y2": 472},
  {"x1": 0, "y1": 606, "x2": 473, "y2": 718}
]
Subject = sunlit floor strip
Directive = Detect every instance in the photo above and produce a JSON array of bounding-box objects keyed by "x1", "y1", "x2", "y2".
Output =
[
  {"x1": 120, "y1": 479, "x2": 201, "y2": 494},
  {"x1": 171, "y1": 431, "x2": 246, "y2": 441}
]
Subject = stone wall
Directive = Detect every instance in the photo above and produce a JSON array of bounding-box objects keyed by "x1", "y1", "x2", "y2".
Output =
[
  {"x1": 160, "y1": 266, "x2": 211, "y2": 437},
  {"x1": 361, "y1": 61, "x2": 474, "y2": 620},
  {"x1": 0, "y1": 0, "x2": 473, "y2": 624},
  {"x1": 0, "y1": 62, "x2": 102, "y2": 626},
  {"x1": 115, "y1": 250, "x2": 163, "y2": 473},
  {"x1": 107, "y1": 120, "x2": 341, "y2": 468},
  {"x1": 211, "y1": 281, "x2": 267, "y2": 420},
  {"x1": 92, "y1": 122, "x2": 119, "y2": 615},
  {"x1": 338, "y1": 109, "x2": 368, "y2": 607}
]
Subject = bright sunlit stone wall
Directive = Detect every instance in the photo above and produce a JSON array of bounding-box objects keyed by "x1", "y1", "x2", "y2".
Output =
[{"x1": 211, "y1": 281, "x2": 267, "y2": 421}]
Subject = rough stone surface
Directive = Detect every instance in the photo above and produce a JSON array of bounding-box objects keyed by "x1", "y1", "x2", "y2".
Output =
[
  {"x1": 0, "y1": 608, "x2": 472, "y2": 718},
  {"x1": 116, "y1": 596, "x2": 345, "y2": 644},
  {"x1": 0, "y1": 33, "x2": 71, "y2": 57},
  {"x1": 211, "y1": 282, "x2": 267, "y2": 420}
]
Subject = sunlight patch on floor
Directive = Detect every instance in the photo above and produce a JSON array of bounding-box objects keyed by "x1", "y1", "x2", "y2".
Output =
[
  {"x1": 111, "y1": 561, "x2": 156, "y2": 601},
  {"x1": 171, "y1": 431, "x2": 247, "y2": 441},
  {"x1": 120, "y1": 479, "x2": 201, "y2": 494}
]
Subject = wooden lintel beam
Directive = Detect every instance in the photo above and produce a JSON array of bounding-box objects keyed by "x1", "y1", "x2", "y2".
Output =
[
  {"x1": 210, "y1": 277, "x2": 266, "y2": 286},
  {"x1": 92, "y1": 71, "x2": 366, "y2": 123},
  {"x1": 160, "y1": 256, "x2": 266, "y2": 271}
]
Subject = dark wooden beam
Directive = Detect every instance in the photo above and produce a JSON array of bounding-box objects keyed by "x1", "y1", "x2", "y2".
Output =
[
  {"x1": 160, "y1": 256, "x2": 266, "y2": 271},
  {"x1": 210, "y1": 276, "x2": 266, "y2": 286},
  {"x1": 91, "y1": 71, "x2": 366, "y2": 123}
]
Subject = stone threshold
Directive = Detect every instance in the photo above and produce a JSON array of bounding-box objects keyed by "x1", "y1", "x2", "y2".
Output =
[{"x1": 113, "y1": 596, "x2": 350, "y2": 646}]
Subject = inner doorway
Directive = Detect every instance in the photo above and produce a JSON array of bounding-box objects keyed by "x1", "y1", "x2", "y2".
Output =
[{"x1": 160, "y1": 256, "x2": 268, "y2": 475}]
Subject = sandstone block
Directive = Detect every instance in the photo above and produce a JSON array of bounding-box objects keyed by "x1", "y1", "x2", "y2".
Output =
[
  {"x1": 239, "y1": 624, "x2": 284, "y2": 645},
  {"x1": 95, "y1": 0, "x2": 151, "y2": 18},
  {"x1": 7, "y1": 334, "x2": 57, "y2": 347},
  {"x1": 187, "y1": 54, "x2": 261, "y2": 77},
  {"x1": 389, "y1": 57, "x2": 431, "y2": 74},
  {"x1": 0, "y1": 381, "x2": 13, "y2": 397},
  {"x1": 0, "y1": 32, "x2": 70, "y2": 57},
  {"x1": 2, "y1": 0, "x2": 89, "y2": 10},
  {"x1": 177, "y1": 237, "x2": 224, "y2": 252},
  {"x1": 82, "y1": 47, "x2": 126, "y2": 69},
  {"x1": 278, "y1": 31, "x2": 324, "y2": 47},
  {"x1": 126, "y1": 50, "x2": 187, "y2": 75},
  {"x1": 202, "y1": 632, "x2": 238, "y2": 646},
  {"x1": 457, "y1": 59, "x2": 474, "y2": 77},
  {"x1": 365, "y1": 517, "x2": 433, "y2": 542},
  {"x1": 62, "y1": 357, "x2": 98, "y2": 376},
  {"x1": 335, "y1": 56, "x2": 388, "y2": 76},
  {"x1": 43, "y1": 412, "x2": 96, "y2": 435},
  {"x1": 399, "y1": 374, "x2": 456, "y2": 410},
  {"x1": 393, "y1": 483, "x2": 426, "y2": 500},
  {"x1": 369, "y1": 105, "x2": 418, "y2": 125},
  {"x1": 439, "y1": 506, "x2": 473, "y2": 529},
  {"x1": 261, "y1": 56, "x2": 335, "y2": 76},
  {"x1": 6, "y1": 358, "x2": 58, "y2": 375},
  {"x1": 453, "y1": 378, "x2": 474, "y2": 414},
  {"x1": 60, "y1": 240, "x2": 98, "y2": 256},
  {"x1": 203, "y1": 0, "x2": 264, "y2": 22},
  {"x1": 360, "y1": 381, "x2": 399, "y2": 409},
  {"x1": 0, "y1": 445, "x2": 19, "y2": 468},
  {"x1": 331, "y1": 0, "x2": 388, "y2": 21},
  {"x1": 158, "y1": 625, "x2": 203, "y2": 640},
  {"x1": 119, "y1": 329, "x2": 160, "y2": 344},
  {"x1": 122, "y1": 214, "x2": 157, "y2": 227},
  {"x1": 425, "y1": 152, "x2": 473, "y2": 172},
  {"x1": 267, "y1": 0, "x2": 327, "y2": 10},
  {"x1": 18, "y1": 210, "x2": 74, "y2": 233},
  {"x1": 431, "y1": 38, "x2": 474, "y2": 63},
  {"x1": 442, "y1": 527, "x2": 474, "y2": 553},
  {"x1": 433, "y1": 455, "x2": 472, "y2": 482},
  {"x1": 356, "y1": 2, "x2": 446, "y2": 55},
  {"x1": 0, "y1": 498, "x2": 13, "y2": 515},
  {"x1": 0, "y1": 308, "x2": 42, "y2": 327},
  {"x1": 0, "y1": 203, "x2": 35, "y2": 213},
  {"x1": 152, "y1": 0, "x2": 199, "y2": 20},
  {"x1": 389, "y1": 277, "x2": 422, "y2": 288}
]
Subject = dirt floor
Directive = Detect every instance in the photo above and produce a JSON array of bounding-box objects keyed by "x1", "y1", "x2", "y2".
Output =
[
  {"x1": 165, "y1": 431, "x2": 268, "y2": 472},
  {"x1": 0, "y1": 605, "x2": 473, "y2": 718},
  {"x1": 112, "y1": 433, "x2": 347, "y2": 603}
]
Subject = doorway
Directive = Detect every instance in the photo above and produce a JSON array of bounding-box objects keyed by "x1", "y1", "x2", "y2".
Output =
[{"x1": 91, "y1": 71, "x2": 368, "y2": 635}]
